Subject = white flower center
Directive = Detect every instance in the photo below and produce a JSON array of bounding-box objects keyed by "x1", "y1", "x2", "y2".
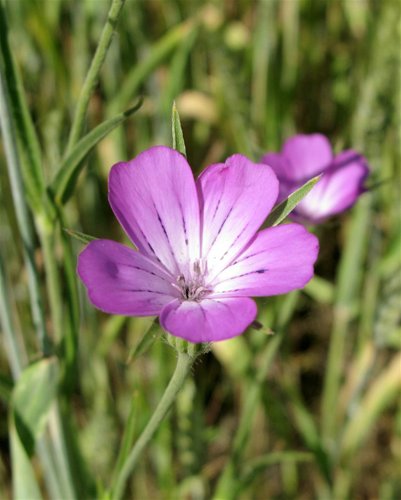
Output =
[{"x1": 172, "y1": 259, "x2": 211, "y2": 301}]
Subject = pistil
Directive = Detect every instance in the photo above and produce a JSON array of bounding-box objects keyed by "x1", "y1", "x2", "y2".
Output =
[{"x1": 172, "y1": 260, "x2": 211, "y2": 301}]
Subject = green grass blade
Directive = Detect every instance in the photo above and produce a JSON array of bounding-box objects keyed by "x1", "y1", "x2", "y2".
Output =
[
  {"x1": 264, "y1": 175, "x2": 321, "y2": 227},
  {"x1": 10, "y1": 422, "x2": 43, "y2": 500},
  {"x1": 12, "y1": 358, "x2": 59, "y2": 455},
  {"x1": 12, "y1": 359, "x2": 78, "y2": 499},
  {"x1": 321, "y1": 198, "x2": 371, "y2": 443},
  {"x1": 52, "y1": 99, "x2": 142, "y2": 205},
  {"x1": 240, "y1": 452, "x2": 313, "y2": 490},
  {"x1": 171, "y1": 102, "x2": 187, "y2": 156},
  {"x1": 0, "y1": 252, "x2": 27, "y2": 379},
  {"x1": 340, "y1": 353, "x2": 401, "y2": 459},
  {"x1": 111, "y1": 391, "x2": 140, "y2": 487},
  {"x1": 0, "y1": 3, "x2": 47, "y2": 214},
  {"x1": 0, "y1": 62, "x2": 50, "y2": 354},
  {"x1": 66, "y1": 0, "x2": 126, "y2": 151},
  {"x1": 63, "y1": 228, "x2": 98, "y2": 245},
  {"x1": 126, "y1": 319, "x2": 159, "y2": 364},
  {"x1": 108, "y1": 20, "x2": 194, "y2": 113},
  {"x1": 283, "y1": 378, "x2": 332, "y2": 485}
]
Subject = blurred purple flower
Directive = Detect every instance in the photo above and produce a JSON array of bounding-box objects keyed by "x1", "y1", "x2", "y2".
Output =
[
  {"x1": 261, "y1": 134, "x2": 369, "y2": 223},
  {"x1": 78, "y1": 146, "x2": 318, "y2": 343}
]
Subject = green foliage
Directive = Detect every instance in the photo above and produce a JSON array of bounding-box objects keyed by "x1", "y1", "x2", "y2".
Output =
[
  {"x1": 10, "y1": 358, "x2": 59, "y2": 500},
  {"x1": 12, "y1": 358, "x2": 59, "y2": 456},
  {"x1": 63, "y1": 228, "x2": 98, "y2": 245},
  {"x1": 0, "y1": 0, "x2": 399, "y2": 499},
  {"x1": 264, "y1": 175, "x2": 321, "y2": 227},
  {"x1": 53, "y1": 98, "x2": 143, "y2": 205},
  {"x1": 9, "y1": 425, "x2": 42, "y2": 500},
  {"x1": 171, "y1": 102, "x2": 187, "y2": 157}
]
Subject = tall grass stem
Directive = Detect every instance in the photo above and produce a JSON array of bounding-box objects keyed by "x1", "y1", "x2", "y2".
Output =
[
  {"x1": 111, "y1": 350, "x2": 193, "y2": 500},
  {"x1": 321, "y1": 198, "x2": 371, "y2": 445},
  {"x1": 0, "y1": 67, "x2": 50, "y2": 354},
  {"x1": 66, "y1": 0, "x2": 126, "y2": 152}
]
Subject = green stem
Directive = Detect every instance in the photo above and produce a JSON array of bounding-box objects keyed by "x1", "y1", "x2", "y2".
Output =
[
  {"x1": 38, "y1": 219, "x2": 64, "y2": 343},
  {"x1": 47, "y1": 404, "x2": 77, "y2": 500},
  {"x1": 214, "y1": 292, "x2": 300, "y2": 499},
  {"x1": 66, "y1": 0, "x2": 125, "y2": 152},
  {"x1": 214, "y1": 337, "x2": 282, "y2": 500},
  {"x1": 0, "y1": 254, "x2": 27, "y2": 379},
  {"x1": 111, "y1": 350, "x2": 193, "y2": 500},
  {"x1": 0, "y1": 3, "x2": 47, "y2": 214},
  {"x1": 0, "y1": 63, "x2": 50, "y2": 355},
  {"x1": 0, "y1": 255, "x2": 63, "y2": 499},
  {"x1": 0, "y1": 51, "x2": 76, "y2": 500},
  {"x1": 321, "y1": 198, "x2": 370, "y2": 446}
]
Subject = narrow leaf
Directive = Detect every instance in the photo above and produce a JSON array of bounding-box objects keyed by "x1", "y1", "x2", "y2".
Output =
[
  {"x1": 340, "y1": 353, "x2": 401, "y2": 458},
  {"x1": 108, "y1": 20, "x2": 194, "y2": 113},
  {"x1": 10, "y1": 423, "x2": 42, "y2": 500},
  {"x1": 52, "y1": 98, "x2": 143, "y2": 205},
  {"x1": 126, "y1": 319, "x2": 159, "y2": 364},
  {"x1": 66, "y1": 0, "x2": 127, "y2": 151},
  {"x1": 111, "y1": 391, "x2": 140, "y2": 486},
  {"x1": 12, "y1": 357, "x2": 59, "y2": 456},
  {"x1": 0, "y1": 2, "x2": 46, "y2": 212},
  {"x1": 171, "y1": 102, "x2": 187, "y2": 156},
  {"x1": 264, "y1": 175, "x2": 321, "y2": 227},
  {"x1": 63, "y1": 228, "x2": 98, "y2": 245}
]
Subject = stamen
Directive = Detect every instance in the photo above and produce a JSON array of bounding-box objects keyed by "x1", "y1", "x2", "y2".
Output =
[{"x1": 172, "y1": 260, "x2": 212, "y2": 301}]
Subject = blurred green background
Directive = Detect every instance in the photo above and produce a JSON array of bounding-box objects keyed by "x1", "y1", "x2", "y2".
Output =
[{"x1": 0, "y1": 0, "x2": 400, "y2": 499}]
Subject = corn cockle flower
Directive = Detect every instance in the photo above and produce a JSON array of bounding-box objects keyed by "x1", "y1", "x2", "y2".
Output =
[
  {"x1": 78, "y1": 146, "x2": 318, "y2": 343},
  {"x1": 261, "y1": 134, "x2": 369, "y2": 223}
]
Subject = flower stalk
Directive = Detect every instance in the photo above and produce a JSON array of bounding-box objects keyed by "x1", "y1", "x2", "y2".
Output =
[{"x1": 111, "y1": 348, "x2": 194, "y2": 500}]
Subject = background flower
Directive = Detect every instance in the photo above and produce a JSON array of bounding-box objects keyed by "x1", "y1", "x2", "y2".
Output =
[
  {"x1": 262, "y1": 134, "x2": 369, "y2": 223},
  {"x1": 78, "y1": 146, "x2": 319, "y2": 342}
]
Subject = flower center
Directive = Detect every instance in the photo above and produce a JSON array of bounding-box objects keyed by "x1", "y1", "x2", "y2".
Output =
[{"x1": 172, "y1": 260, "x2": 211, "y2": 302}]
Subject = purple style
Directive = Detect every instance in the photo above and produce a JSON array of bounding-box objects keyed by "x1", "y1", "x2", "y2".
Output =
[
  {"x1": 78, "y1": 146, "x2": 318, "y2": 343},
  {"x1": 261, "y1": 134, "x2": 369, "y2": 223}
]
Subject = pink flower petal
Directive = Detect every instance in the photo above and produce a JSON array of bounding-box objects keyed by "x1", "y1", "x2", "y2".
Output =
[
  {"x1": 160, "y1": 297, "x2": 257, "y2": 342},
  {"x1": 197, "y1": 154, "x2": 279, "y2": 280},
  {"x1": 261, "y1": 152, "x2": 293, "y2": 186},
  {"x1": 212, "y1": 224, "x2": 319, "y2": 297},
  {"x1": 294, "y1": 150, "x2": 369, "y2": 222},
  {"x1": 281, "y1": 134, "x2": 333, "y2": 181},
  {"x1": 77, "y1": 240, "x2": 177, "y2": 315},
  {"x1": 109, "y1": 146, "x2": 200, "y2": 276}
]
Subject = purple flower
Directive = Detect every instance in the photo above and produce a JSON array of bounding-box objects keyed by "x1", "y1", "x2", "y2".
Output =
[
  {"x1": 261, "y1": 134, "x2": 369, "y2": 223},
  {"x1": 78, "y1": 146, "x2": 318, "y2": 343}
]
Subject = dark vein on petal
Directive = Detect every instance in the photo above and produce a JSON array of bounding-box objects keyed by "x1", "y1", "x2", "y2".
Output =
[
  {"x1": 153, "y1": 203, "x2": 178, "y2": 264},
  {"x1": 209, "y1": 205, "x2": 234, "y2": 250},
  {"x1": 127, "y1": 289, "x2": 171, "y2": 295},
  {"x1": 219, "y1": 223, "x2": 249, "y2": 261},
  {"x1": 136, "y1": 224, "x2": 162, "y2": 264},
  {"x1": 198, "y1": 303, "x2": 207, "y2": 320},
  {"x1": 217, "y1": 268, "x2": 268, "y2": 284},
  {"x1": 212, "y1": 194, "x2": 222, "y2": 221},
  {"x1": 182, "y1": 215, "x2": 188, "y2": 246},
  {"x1": 123, "y1": 264, "x2": 171, "y2": 283},
  {"x1": 232, "y1": 248, "x2": 267, "y2": 266}
]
